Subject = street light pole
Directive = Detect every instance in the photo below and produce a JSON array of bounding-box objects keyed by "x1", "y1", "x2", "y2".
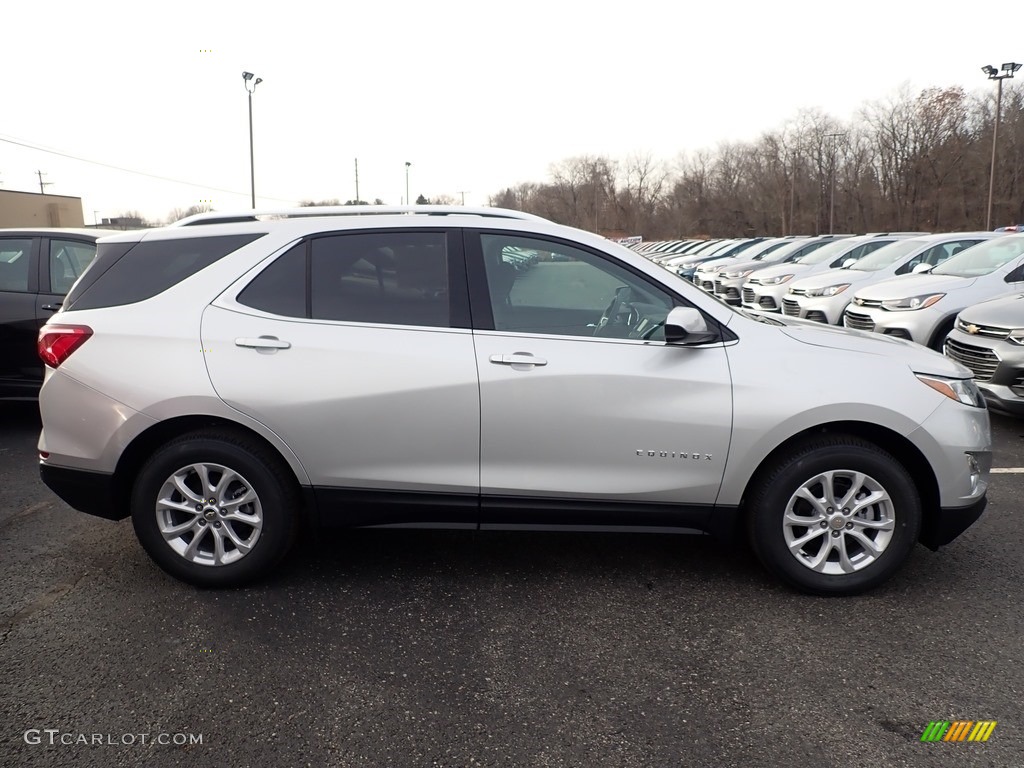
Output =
[
  {"x1": 242, "y1": 71, "x2": 263, "y2": 209},
  {"x1": 982, "y1": 63, "x2": 1021, "y2": 230},
  {"x1": 405, "y1": 162, "x2": 411, "y2": 205}
]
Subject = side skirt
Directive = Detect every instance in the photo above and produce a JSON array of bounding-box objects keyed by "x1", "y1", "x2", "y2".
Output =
[{"x1": 310, "y1": 486, "x2": 738, "y2": 539}]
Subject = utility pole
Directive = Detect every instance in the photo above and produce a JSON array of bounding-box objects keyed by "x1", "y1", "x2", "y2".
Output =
[
  {"x1": 457, "y1": 190, "x2": 470, "y2": 205},
  {"x1": 824, "y1": 133, "x2": 846, "y2": 235},
  {"x1": 36, "y1": 170, "x2": 53, "y2": 194},
  {"x1": 354, "y1": 158, "x2": 360, "y2": 203}
]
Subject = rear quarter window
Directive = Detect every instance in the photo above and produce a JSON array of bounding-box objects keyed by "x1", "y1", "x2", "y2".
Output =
[{"x1": 66, "y1": 233, "x2": 265, "y2": 310}]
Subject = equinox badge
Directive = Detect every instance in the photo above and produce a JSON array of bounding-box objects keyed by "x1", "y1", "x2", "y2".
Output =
[{"x1": 637, "y1": 450, "x2": 713, "y2": 460}]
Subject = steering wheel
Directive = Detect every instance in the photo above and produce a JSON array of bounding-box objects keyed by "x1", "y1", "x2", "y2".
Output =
[{"x1": 593, "y1": 289, "x2": 637, "y2": 337}]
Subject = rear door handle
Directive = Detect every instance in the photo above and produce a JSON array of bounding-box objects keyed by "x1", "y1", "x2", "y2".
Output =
[
  {"x1": 235, "y1": 336, "x2": 291, "y2": 350},
  {"x1": 41, "y1": 304, "x2": 62, "y2": 312},
  {"x1": 489, "y1": 353, "x2": 547, "y2": 367}
]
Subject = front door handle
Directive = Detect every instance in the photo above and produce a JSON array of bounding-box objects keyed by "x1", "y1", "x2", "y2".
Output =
[
  {"x1": 489, "y1": 353, "x2": 547, "y2": 367},
  {"x1": 235, "y1": 336, "x2": 291, "y2": 350},
  {"x1": 41, "y1": 303, "x2": 62, "y2": 312}
]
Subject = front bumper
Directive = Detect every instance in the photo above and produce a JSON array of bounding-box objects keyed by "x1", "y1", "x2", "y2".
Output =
[
  {"x1": 944, "y1": 330, "x2": 1024, "y2": 416},
  {"x1": 741, "y1": 283, "x2": 786, "y2": 312},
  {"x1": 842, "y1": 305, "x2": 943, "y2": 345},
  {"x1": 780, "y1": 293, "x2": 848, "y2": 324},
  {"x1": 920, "y1": 496, "x2": 987, "y2": 550},
  {"x1": 713, "y1": 277, "x2": 743, "y2": 305}
]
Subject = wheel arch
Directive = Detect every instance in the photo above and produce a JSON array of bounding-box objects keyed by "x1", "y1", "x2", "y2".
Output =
[
  {"x1": 111, "y1": 415, "x2": 315, "y2": 526},
  {"x1": 927, "y1": 314, "x2": 958, "y2": 351},
  {"x1": 740, "y1": 420, "x2": 939, "y2": 537}
]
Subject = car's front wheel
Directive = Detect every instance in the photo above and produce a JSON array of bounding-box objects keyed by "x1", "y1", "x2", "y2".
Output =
[
  {"x1": 747, "y1": 436, "x2": 921, "y2": 596},
  {"x1": 131, "y1": 430, "x2": 298, "y2": 587}
]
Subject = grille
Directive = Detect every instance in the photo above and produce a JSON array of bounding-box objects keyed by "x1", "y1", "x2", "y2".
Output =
[
  {"x1": 722, "y1": 287, "x2": 741, "y2": 302},
  {"x1": 844, "y1": 310, "x2": 875, "y2": 332},
  {"x1": 700, "y1": 280, "x2": 714, "y2": 291},
  {"x1": 788, "y1": 288, "x2": 809, "y2": 296},
  {"x1": 782, "y1": 298, "x2": 801, "y2": 316},
  {"x1": 852, "y1": 297, "x2": 883, "y2": 308},
  {"x1": 742, "y1": 287, "x2": 756, "y2": 304},
  {"x1": 944, "y1": 338, "x2": 1000, "y2": 381},
  {"x1": 1011, "y1": 374, "x2": 1024, "y2": 398},
  {"x1": 955, "y1": 318, "x2": 1011, "y2": 339}
]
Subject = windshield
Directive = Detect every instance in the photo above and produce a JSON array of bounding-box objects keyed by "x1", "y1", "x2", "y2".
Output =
[
  {"x1": 753, "y1": 239, "x2": 813, "y2": 263},
  {"x1": 847, "y1": 238, "x2": 924, "y2": 271},
  {"x1": 932, "y1": 236, "x2": 1024, "y2": 277},
  {"x1": 795, "y1": 239, "x2": 862, "y2": 266},
  {"x1": 749, "y1": 240, "x2": 792, "y2": 261}
]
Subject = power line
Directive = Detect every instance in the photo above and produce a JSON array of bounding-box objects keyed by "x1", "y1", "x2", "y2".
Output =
[{"x1": 0, "y1": 134, "x2": 296, "y2": 203}]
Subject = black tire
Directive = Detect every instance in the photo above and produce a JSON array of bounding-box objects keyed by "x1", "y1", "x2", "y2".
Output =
[
  {"x1": 131, "y1": 429, "x2": 299, "y2": 587},
  {"x1": 928, "y1": 317, "x2": 956, "y2": 352},
  {"x1": 747, "y1": 436, "x2": 921, "y2": 596}
]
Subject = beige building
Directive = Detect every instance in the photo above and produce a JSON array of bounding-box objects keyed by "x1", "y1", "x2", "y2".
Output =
[{"x1": 0, "y1": 189, "x2": 85, "y2": 227}]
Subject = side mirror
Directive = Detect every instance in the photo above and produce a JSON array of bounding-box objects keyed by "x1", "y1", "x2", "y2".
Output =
[
  {"x1": 842, "y1": 258, "x2": 857, "y2": 268},
  {"x1": 912, "y1": 263, "x2": 934, "y2": 274},
  {"x1": 665, "y1": 307, "x2": 718, "y2": 345}
]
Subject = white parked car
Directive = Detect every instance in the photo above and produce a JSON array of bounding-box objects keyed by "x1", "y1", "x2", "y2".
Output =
[
  {"x1": 782, "y1": 233, "x2": 998, "y2": 325},
  {"x1": 742, "y1": 234, "x2": 902, "y2": 313},
  {"x1": 694, "y1": 238, "x2": 801, "y2": 292},
  {"x1": 844, "y1": 233, "x2": 1024, "y2": 349}
]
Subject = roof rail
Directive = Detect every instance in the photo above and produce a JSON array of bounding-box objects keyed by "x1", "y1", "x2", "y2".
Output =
[{"x1": 172, "y1": 205, "x2": 549, "y2": 227}]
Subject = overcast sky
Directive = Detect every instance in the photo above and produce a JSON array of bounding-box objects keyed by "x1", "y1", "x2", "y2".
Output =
[{"x1": 1, "y1": 1, "x2": 1016, "y2": 223}]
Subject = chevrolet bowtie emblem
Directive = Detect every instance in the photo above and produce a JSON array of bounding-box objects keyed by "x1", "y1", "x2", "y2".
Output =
[{"x1": 966, "y1": 324, "x2": 980, "y2": 334}]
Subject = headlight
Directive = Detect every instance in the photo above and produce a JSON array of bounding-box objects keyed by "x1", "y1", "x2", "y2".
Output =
[
  {"x1": 758, "y1": 274, "x2": 793, "y2": 285},
  {"x1": 881, "y1": 293, "x2": 945, "y2": 311},
  {"x1": 1007, "y1": 329, "x2": 1024, "y2": 346},
  {"x1": 722, "y1": 269, "x2": 754, "y2": 279},
  {"x1": 805, "y1": 284, "x2": 850, "y2": 297},
  {"x1": 916, "y1": 374, "x2": 986, "y2": 408}
]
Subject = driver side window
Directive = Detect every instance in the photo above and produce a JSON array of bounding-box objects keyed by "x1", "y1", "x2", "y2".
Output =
[{"x1": 480, "y1": 234, "x2": 675, "y2": 340}]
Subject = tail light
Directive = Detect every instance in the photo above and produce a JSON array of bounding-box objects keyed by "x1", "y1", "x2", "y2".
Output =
[{"x1": 38, "y1": 325, "x2": 93, "y2": 368}]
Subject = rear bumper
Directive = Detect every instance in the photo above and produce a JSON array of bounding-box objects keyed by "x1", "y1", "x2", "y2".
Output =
[
  {"x1": 919, "y1": 496, "x2": 987, "y2": 550},
  {"x1": 40, "y1": 464, "x2": 126, "y2": 521}
]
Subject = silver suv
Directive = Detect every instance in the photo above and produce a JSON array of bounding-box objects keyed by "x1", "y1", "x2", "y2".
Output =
[
  {"x1": 37, "y1": 207, "x2": 992, "y2": 595},
  {"x1": 944, "y1": 293, "x2": 1024, "y2": 416}
]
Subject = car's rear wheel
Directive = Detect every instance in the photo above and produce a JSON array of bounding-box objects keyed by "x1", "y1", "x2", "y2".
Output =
[
  {"x1": 131, "y1": 430, "x2": 298, "y2": 587},
  {"x1": 747, "y1": 436, "x2": 921, "y2": 596}
]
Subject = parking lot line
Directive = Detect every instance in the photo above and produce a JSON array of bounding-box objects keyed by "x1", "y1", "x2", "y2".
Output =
[{"x1": 991, "y1": 468, "x2": 1024, "y2": 473}]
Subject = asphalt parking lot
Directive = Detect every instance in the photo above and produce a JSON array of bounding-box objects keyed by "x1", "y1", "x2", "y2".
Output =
[{"x1": 1, "y1": 401, "x2": 1021, "y2": 768}]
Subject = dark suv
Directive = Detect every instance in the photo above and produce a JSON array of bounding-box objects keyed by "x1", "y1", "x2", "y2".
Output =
[{"x1": 0, "y1": 228, "x2": 112, "y2": 398}]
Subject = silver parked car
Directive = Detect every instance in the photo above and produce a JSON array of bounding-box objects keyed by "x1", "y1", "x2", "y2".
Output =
[
  {"x1": 944, "y1": 293, "x2": 1024, "y2": 416},
  {"x1": 741, "y1": 234, "x2": 900, "y2": 313},
  {"x1": 36, "y1": 206, "x2": 991, "y2": 595},
  {"x1": 785, "y1": 232, "x2": 998, "y2": 325},
  {"x1": 843, "y1": 233, "x2": 1024, "y2": 350}
]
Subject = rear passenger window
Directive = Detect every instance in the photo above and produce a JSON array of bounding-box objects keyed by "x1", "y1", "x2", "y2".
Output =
[
  {"x1": 0, "y1": 238, "x2": 33, "y2": 293},
  {"x1": 310, "y1": 232, "x2": 449, "y2": 327},
  {"x1": 237, "y1": 243, "x2": 306, "y2": 317},
  {"x1": 69, "y1": 234, "x2": 265, "y2": 310},
  {"x1": 49, "y1": 239, "x2": 97, "y2": 294}
]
